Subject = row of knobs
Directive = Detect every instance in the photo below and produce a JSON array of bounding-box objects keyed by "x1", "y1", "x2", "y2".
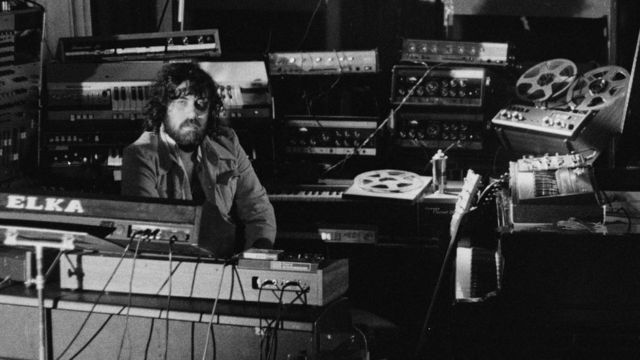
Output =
[
  {"x1": 217, "y1": 85, "x2": 235, "y2": 100},
  {"x1": 167, "y1": 35, "x2": 216, "y2": 46},
  {"x1": 51, "y1": 152, "x2": 104, "y2": 165},
  {"x1": 397, "y1": 123, "x2": 477, "y2": 141},
  {"x1": 50, "y1": 149, "x2": 122, "y2": 165},
  {"x1": 288, "y1": 129, "x2": 366, "y2": 147},
  {"x1": 397, "y1": 79, "x2": 473, "y2": 98},
  {"x1": 406, "y1": 43, "x2": 479, "y2": 56},
  {"x1": 497, "y1": 109, "x2": 525, "y2": 121},
  {"x1": 66, "y1": 113, "x2": 143, "y2": 121},
  {"x1": 497, "y1": 109, "x2": 575, "y2": 130},
  {"x1": 48, "y1": 134, "x2": 102, "y2": 144},
  {"x1": 279, "y1": 56, "x2": 357, "y2": 65}
]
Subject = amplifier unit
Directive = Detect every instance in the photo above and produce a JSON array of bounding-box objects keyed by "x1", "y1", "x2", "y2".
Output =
[
  {"x1": 390, "y1": 65, "x2": 486, "y2": 108},
  {"x1": 59, "y1": 29, "x2": 221, "y2": 62},
  {"x1": 391, "y1": 111, "x2": 484, "y2": 150},
  {"x1": 268, "y1": 50, "x2": 378, "y2": 75},
  {"x1": 282, "y1": 116, "x2": 378, "y2": 156},
  {"x1": 401, "y1": 39, "x2": 511, "y2": 66}
]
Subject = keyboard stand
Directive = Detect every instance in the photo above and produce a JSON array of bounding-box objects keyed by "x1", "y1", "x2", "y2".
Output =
[{"x1": 1, "y1": 225, "x2": 122, "y2": 360}]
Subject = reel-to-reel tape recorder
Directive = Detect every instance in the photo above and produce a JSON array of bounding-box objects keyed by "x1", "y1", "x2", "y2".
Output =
[{"x1": 491, "y1": 59, "x2": 630, "y2": 158}]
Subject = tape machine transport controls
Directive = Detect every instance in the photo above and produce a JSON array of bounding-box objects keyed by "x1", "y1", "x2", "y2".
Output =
[{"x1": 492, "y1": 59, "x2": 631, "y2": 156}]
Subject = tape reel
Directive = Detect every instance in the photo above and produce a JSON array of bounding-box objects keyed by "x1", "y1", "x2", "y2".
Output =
[
  {"x1": 516, "y1": 59, "x2": 578, "y2": 103},
  {"x1": 565, "y1": 65, "x2": 630, "y2": 111},
  {"x1": 354, "y1": 169, "x2": 425, "y2": 194}
]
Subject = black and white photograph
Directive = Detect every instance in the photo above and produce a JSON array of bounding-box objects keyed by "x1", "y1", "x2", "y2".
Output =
[{"x1": 0, "y1": 0, "x2": 640, "y2": 359}]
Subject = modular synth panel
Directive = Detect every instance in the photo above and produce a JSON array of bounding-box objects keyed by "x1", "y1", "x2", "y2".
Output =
[
  {"x1": 43, "y1": 61, "x2": 161, "y2": 184},
  {"x1": 0, "y1": 7, "x2": 42, "y2": 182}
]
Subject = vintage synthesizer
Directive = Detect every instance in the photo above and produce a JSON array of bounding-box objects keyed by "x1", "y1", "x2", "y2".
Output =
[
  {"x1": 59, "y1": 252, "x2": 348, "y2": 306},
  {"x1": 46, "y1": 62, "x2": 159, "y2": 120},
  {"x1": 0, "y1": 107, "x2": 37, "y2": 182},
  {"x1": 44, "y1": 61, "x2": 163, "y2": 171},
  {"x1": 0, "y1": 62, "x2": 40, "y2": 108},
  {"x1": 0, "y1": 7, "x2": 43, "y2": 182},
  {"x1": 401, "y1": 39, "x2": 512, "y2": 66},
  {"x1": 59, "y1": 29, "x2": 221, "y2": 62},
  {"x1": 268, "y1": 185, "x2": 345, "y2": 202},
  {"x1": 0, "y1": 192, "x2": 220, "y2": 257},
  {"x1": 46, "y1": 61, "x2": 271, "y2": 123},
  {"x1": 268, "y1": 50, "x2": 378, "y2": 75},
  {"x1": 268, "y1": 184, "x2": 456, "y2": 245}
]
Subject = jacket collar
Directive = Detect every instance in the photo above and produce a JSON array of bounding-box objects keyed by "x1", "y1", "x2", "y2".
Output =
[{"x1": 201, "y1": 133, "x2": 236, "y2": 161}]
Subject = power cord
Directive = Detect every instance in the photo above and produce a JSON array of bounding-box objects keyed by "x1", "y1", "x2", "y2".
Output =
[
  {"x1": 163, "y1": 236, "x2": 176, "y2": 360},
  {"x1": 295, "y1": 0, "x2": 324, "y2": 51},
  {"x1": 156, "y1": 0, "x2": 171, "y2": 31},
  {"x1": 56, "y1": 230, "x2": 147, "y2": 360},
  {"x1": 201, "y1": 262, "x2": 231, "y2": 360},
  {"x1": 257, "y1": 280, "x2": 276, "y2": 360},
  {"x1": 116, "y1": 231, "x2": 146, "y2": 360}
]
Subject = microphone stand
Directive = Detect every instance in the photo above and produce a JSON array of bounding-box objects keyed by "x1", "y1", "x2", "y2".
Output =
[{"x1": 3, "y1": 227, "x2": 76, "y2": 360}]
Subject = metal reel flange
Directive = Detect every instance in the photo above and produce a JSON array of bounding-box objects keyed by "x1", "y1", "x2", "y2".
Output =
[
  {"x1": 354, "y1": 169, "x2": 425, "y2": 193},
  {"x1": 516, "y1": 58, "x2": 578, "y2": 103},
  {"x1": 566, "y1": 65, "x2": 630, "y2": 111}
]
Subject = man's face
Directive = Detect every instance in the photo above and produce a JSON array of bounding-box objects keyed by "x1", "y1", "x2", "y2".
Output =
[{"x1": 164, "y1": 81, "x2": 210, "y2": 147}]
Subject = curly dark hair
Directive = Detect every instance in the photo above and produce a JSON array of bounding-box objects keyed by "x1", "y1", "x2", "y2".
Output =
[{"x1": 144, "y1": 62, "x2": 226, "y2": 136}]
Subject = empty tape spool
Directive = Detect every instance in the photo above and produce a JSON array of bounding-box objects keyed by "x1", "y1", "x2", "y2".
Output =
[
  {"x1": 566, "y1": 65, "x2": 630, "y2": 111},
  {"x1": 354, "y1": 169, "x2": 425, "y2": 193},
  {"x1": 516, "y1": 59, "x2": 578, "y2": 103}
]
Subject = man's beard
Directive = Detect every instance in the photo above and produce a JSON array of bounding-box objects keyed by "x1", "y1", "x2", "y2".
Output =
[{"x1": 165, "y1": 119, "x2": 206, "y2": 148}]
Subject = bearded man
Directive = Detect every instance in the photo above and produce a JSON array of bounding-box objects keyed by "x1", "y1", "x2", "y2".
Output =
[{"x1": 121, "y1": 62, "x2": 276, "y2": 258}]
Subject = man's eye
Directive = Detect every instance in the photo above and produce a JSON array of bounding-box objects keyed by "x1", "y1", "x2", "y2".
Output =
[
  {"x1": 195, "y1": 99, "x2": 209, "y2": 110},
  {"x1": 174, "y1": 99, "x2": 189, "y2": 106}
]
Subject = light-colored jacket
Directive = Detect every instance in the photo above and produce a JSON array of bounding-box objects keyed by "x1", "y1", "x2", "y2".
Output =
[{"x1": 121, "y1": 128, "x2": 276, "y2": 257}]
